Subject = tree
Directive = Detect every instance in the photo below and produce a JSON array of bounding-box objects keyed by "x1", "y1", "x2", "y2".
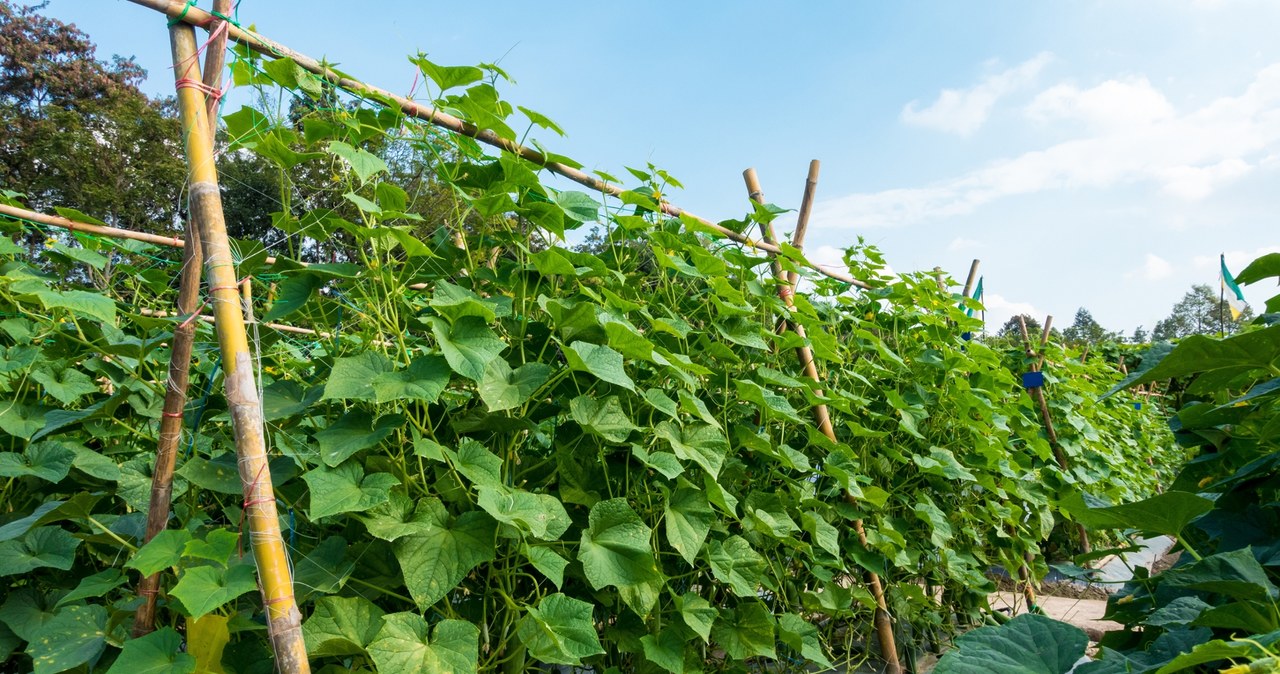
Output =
[
  {"x1": 1131, "y1": 325, "x2": 1149, "y2": 344},
  {"x1": 1152, "y1": 283, "x2": 1254, "y2": 340},
  {"x1": 996, "y1": 314, "x2": 1041, "y2": 340},
  {"x1": 1062, "y1": 307, "x2": 1110, "y2": 345},
  {"x1": 0, "y1": 1, "x2": 185, "y2": 232}
]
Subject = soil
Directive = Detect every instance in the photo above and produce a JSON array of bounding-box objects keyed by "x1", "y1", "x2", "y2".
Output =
[
  {"x1": 1151, "y1": 549, "x2": 1181, "y2": 576},
  {"x1": 990, "y1": 573, "x2": 1112, "y2": 601}
]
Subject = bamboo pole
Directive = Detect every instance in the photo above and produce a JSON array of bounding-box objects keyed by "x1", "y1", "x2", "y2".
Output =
[
  {"x1": 124, "y1": 0, "x2": 870, "y2": 290},
  {"x1": 961, "y1": 259, "x2": 980, "y2": 300},
  {"x1": 1018, "y1": 315, "x2": 1091, "y2": 554},
  {"x1": 743, "y1": 168, "x2": 902, "y2": 674},
  {"x1": 786, "y1": 160, "x2": 820, "y2": 290},
  {"x1": 167, "y1": 24, "x2": 309, "y2": 672},
  {"x1": 134, "y1": 4, "x2": 230, "y2": 634}
]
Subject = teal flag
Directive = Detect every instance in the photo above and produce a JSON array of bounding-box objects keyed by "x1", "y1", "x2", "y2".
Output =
[{"x1": 966, "y1": 276, "x2": 984, "y2": 318}]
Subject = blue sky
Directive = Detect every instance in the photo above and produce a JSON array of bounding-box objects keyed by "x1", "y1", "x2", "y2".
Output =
[{"x1": 48, "y1": 1, "x2": 1280, "y2": 334}]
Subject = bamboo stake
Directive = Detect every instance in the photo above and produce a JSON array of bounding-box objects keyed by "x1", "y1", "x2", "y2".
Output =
[
  {"x1": 124, "y1": 0, "x2": 870, "y2": 290},
  {"x1": 961, "y1": 259, "x2": 980, "y2": 300},
  {"x1": 133, "y1": 220, "x2": 202, "y2": 636},
  {"x1": 168, "y1": 24, "x2": 309, "y2": 672},
  {"x1": 1018, "y1": 315, "x2": 1091, "y2": 554},
  {"x1": 134, "y1": 4, "x2": 230, "y2": 634},
  {"x1": 203, "y1": 0, "x2": 232, "y2": 137},
  {"x1": 785, "y1": 160, "x2": 820, "y2": 290},
  {"x1": 743, "y1": 168, "x2": 902, "y2": 674}
]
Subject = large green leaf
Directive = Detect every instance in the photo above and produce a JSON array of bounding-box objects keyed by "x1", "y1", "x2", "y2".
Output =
[
  {"x1": 430, "y1": 281, "x2": 503, "y2": 323},
  {"x1": 476, "y1": 485, "x2": 571, "y2": 541},
  {"x1": 30, "y1": 367, "x2": 97, "y2": 405},
  {"x1": 570, "y1": 394, "x2": 638, "y2": 444},
  {"x1": 366, "y1": 613, "x2": 479, "y2": 674},
  {"x1": 675, "y1": 592, "x2": 718, "y2": 643},
  {"x1": 708, "y1": 536, "x2": 767, "y2": 597},
  {"x1": 126, "y1": 529, "x2": 193, "y2": 576},
  {"x1": 0, "y1": 526, "x2": 80, "y2": 576},
  {"x1": 1058, "y1": 491, "x2": 1213, "y2": 538},
  {"x1": 315, "y1": 411, "x2": 400, "y2": 467},
  {"x1": 564, "y1": 341, "x2": 635, "y2": 391},
  {"x1": 34, "y1": 288, "x2": 116, "y2": 324},
  {"x1": 778, "y1": 613, "x2": 832, "y2": 667},
  {"x1": 934, "y1": 613, "x2": 1087, "y2": 674},
  {"x1": 578, "y1": 498, "x2": 663, "y2": 616},
  {"x1": 664, "y1": 483, "x2": 713, "y2": 565},
  {"x1": 303, "y1": 461, "x2": 399, "y2": 520},
  {"x1": 328, "y1": 141, "x2": 388, "y2": 184},
  {"x1": 1163, "y1": 547, "x2": 1279, "y2": 601},
  {"x1": 27, "y1": 605, "x2": 107, "y2": 674},
  {"x1": 411, "y1": 56, "x2": 484, "y2": 92},
  {"x1": 371, "y1": 355, "x2": 452, "y2": 404},
  {"x1": 516, "y1": 593, "x2": 605, "y2": 665},
  {"x1": 393, "y1": 499, "x2": 497, "y2": 610},
  {"x1": 106, "y1": 628, "x2": 196, "y2": 674},
  {"x1": 303, "y1": 596, "x2": 386, "y2": 658},
  {"x1": 655, "y1": 421, "x2": 729, "y2": 478},
  {"x1": 710, "y1": 603, "x2": 776, "y2": 660},
  {"x1": 478, "y1": 359, "x2": 550, "y2": 412},
  {"x1": 429, "y1": 316, "x2": 506, "y2": 382},
  {"x1": 169, "y1": 562, "x2": 257, "y2": 619},
  {"x1": 0, "y1": 441, "x2": 75, "y2": 482},
  {"x1": 321, "y1": 351, "x2": 393, "y2": 400},
  {"x1": 56, "y1": 568, "x2": 126, "y2": 608},
  {"x1": 1119, "y1": 325, "x2": 1280, "y2": 391}
]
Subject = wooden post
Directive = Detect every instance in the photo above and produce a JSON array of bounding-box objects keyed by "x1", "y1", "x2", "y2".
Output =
[
  {"x1": 1018, "y1": 316, "x2": 1091, "y2": 554},
  {"x1": 134, "y1": 2, "x2": 229, "y2": 635},
  {"x1": 168, "y1": 24, "x2": 309, "y2": 673},
  {"x1": 743, "y1": 168, "x2": 902, "y2": 674},
  {"x1": 933, "y1": 266, "x2": 946, "y2": 291},
  {"x1": 961, "y1": 259, "x2": 980, "y2": 300}
]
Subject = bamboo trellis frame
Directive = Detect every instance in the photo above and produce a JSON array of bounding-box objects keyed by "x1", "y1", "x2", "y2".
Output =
[
  {"x1": 123, "y1": 0, "x2": 871, "y2": 291},
  {"x1": 743, "y1": 165, "x2": 903, "y2": 674}
]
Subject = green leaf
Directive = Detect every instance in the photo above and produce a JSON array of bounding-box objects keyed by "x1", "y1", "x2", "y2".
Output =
[
  {"x1": 655, "y1": 421, "x2": 729, "y2": 479},
  {"x1": 411, "y1": 55, "x2": 484, "y2": 92},
  {"x1": 182, "y1": 529, "x2": 240, "y2": 566},
  {"x1": 106, "y1": 628, "x2": 196, "y2": 674},
  {"x1": 34, "y1": 288, "x2": 116, "y2": 324},
  {"x1": 450, "y1": 439, "x2": 502, "y2": 488},
  {"x1": 675, "y1": 592, "x2": 717, "y2": 642},
  {"x1": 631, "y1": 445, "x2": 684, "y2": 480},
  {"x1": 367, "y1": 613, "x2": 479, "y2": 674},
  {"x1": 517, "y1": 105, "x2": 565, "y2": 136},
  {"x1": 393, "y1": 499, "x2": 497, "y2": 610},
  {"x1": 516, "y1": 593, "x2": 605, "y2": 666},
  {"x1": 778, "y1": 613, "x2": 832, "y2": 667},
  {"x1": 30, "y1": 367, "x2": 97, "y2": 405},
  {"x1": 328, "y1": 141, "x2": 388, "y2": 184},
  {"x1": 735, "y1": 379, "x2": 803, "y2": 422},
  {"x1": 665, "y1": 483, "x2": 712, "y2": 565},
  {"x1": 50, "y1": 242, "x2": 108, "y2": 270},
  {"x1": 344, "y1": 191, "x2": 382, "y2": 214},
  {"x1": 1058, "y1": 491, "x2": 1213, "y2": 538},
  {"x1": 802, "y1": 511, "x2": 841, "y2": 558},
  {"x1": 430, "y1": 281, "x2": 500, "y2": 323},
  {"x1": 578, "y1": 498, "x2": 663, "y2": 617},
  {"x1": 570, "y1": 395, "x2": 638, "y2": 444},
  {"x1": 28, "y1": 605, "x2": 107, "y2": 674},
  {"x1": 126, "y1": 529, "x2": 193, "y2": 576},
  {"x1": 0, "y1": 236, "x2": 21, "y2": 255},
  {"x1": 429, "y1": 316, "x2": 506, "y2": 382},
  {"x1": 641, "y1": 629, "x2": 691, "y2": 674},
  {"x1": 476, "y1": 485, "x2": 571, "y2": 541},
  {"x1": 711, "y1": 603, "x2": 776, "y2": 660},
  {"x1": 1235, "y1": 252, "x2": 1280, "y2": 285},
  {"x1": 0, "y1": 401, "x2": 47, "y2": 439},
  {"x1": 263, "y1": 273, "x2": 322, "y2": 320},
  {"x1": 564, "y1": 341, "x2": 635, "y2": 391},
  {"x1": 303, "y1": 596, "x2": 386, "y2": 658},
  {"x1": 913, "y1": 446, "x2": 977, "y2": 482},
  {"x1": 303, "y1": 461, "x2": 399, "y2": 521},
  {"x1": 170, "y1": 563, "x2": 257, "y2": 619},
  {"x1": 0, "y1": 526, "x2": 80, "y2": 576},
  {"x1": 523, "y1": 545, "x2": 568, "y2": 588},
  {"x1": 0, "y1": 441, "x2": 75, "y2": 482},
  {"x1": 372, "y1": 356, "x2": 452, "y2": 404},
  {"x1": 315, "y1": 411, "x2": 399, "y2": 467},
  {"x1": 359, "y1": 491, "x2": 435, "y2": 542},
  {"x1": 322, "y1": 352, "x2": 393, "y2": 400},
  {"x1": 56, "y1": 568, "x2": 126, "y2": 608},
  {"x1": 479, "y1": 360, "x2": 550, "y2": 412},
  {"x1": 934, "y1": 613, "x2": 1087, "y2": 674},
  {"x1": 292, "y1": 535, "x2": 355, "y2": 598},
  {"x1": 555, "y1": 191, "x2": 600, "y2": 223},
  {"x1": 708, "y1": 536, "x2": 767, "y2": 597},
  {"x1": 1164, "y1": 547, "x2": 1279, "y2": 601},
  {"x1": 1117, "y1": 325, "x2": 1280, "y2": 392}
]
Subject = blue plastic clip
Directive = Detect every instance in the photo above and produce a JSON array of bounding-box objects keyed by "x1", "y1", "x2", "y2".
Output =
[{"x1": 1021, "y1": 371, "x2": 1045, "y2": 389}]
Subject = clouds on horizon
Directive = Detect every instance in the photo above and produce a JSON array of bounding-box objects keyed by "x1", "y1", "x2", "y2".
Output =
[
  {"x1": 814, "y1": 62, "x2": 1280, "y2": 230},
  {"x1": 900, "y1": 53, "x2": 1052, "y2": 137}
]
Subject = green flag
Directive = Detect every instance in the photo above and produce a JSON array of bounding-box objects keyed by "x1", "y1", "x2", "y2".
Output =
[
  {"x1": 966, "y1": 276, "x2": 984, "y2": 318},
  {"x1": 1220, "y1": 254, "x2": 1246, "y2": 320}
]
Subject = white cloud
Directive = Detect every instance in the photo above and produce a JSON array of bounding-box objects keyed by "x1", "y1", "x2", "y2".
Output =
[
  {"x1": 948, "y1": 237, "x2": 985, "y2": 252},
  {"x1": 978, "y1": 293, "x2": 1041, "y2": 333},
  {"x1": 1192, "y1": 245, "x2": 1280, "y2": 271},
  {"x1": 900, "y1": 52, "x2": 1052, "y2": 136},
  {"x1": 816, "y1": 63, "x2": 1280, "y2": 229},
  {"x1": 1126, "y1": 253, "x2": 1175, "y2": 281}
]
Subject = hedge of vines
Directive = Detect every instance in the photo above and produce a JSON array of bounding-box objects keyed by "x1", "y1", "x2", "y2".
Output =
[{"x1": 0, "y1": 49, "x2": 1174, "y2": 673}]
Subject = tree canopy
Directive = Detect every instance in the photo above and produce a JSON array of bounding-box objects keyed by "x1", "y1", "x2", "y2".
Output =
[{"x1": 1152, "y1": 283, "x2": 1253, "y2": 340}]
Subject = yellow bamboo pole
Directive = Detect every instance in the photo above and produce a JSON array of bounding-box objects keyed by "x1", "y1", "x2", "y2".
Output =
[
  {"x1": 167, "y1": 23, "x2": 309, "y2": 672},
  {"x1": 743, "y1": 167, "x2": 902, "y2": 674},
  {"x1": 961, "y1": 259, "x2": 980, "y2": 300},
  {"x1": 785, "y1": 160, "x2": 820, "y2": 290},
  {"x1": 134, "y1": 2, "x2": 230, "y2": 634},
  {"x1": 1018, "y1": 315, "x2": 1091, "y2": 554},
  {"x1": 124, "y1": 0, "x2": 870, "y2": 290}
]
